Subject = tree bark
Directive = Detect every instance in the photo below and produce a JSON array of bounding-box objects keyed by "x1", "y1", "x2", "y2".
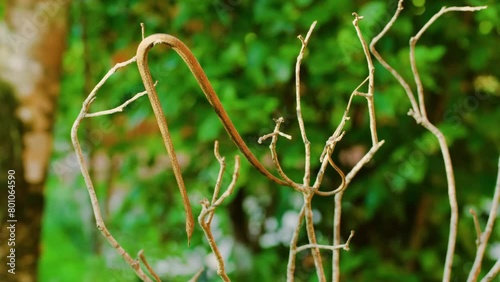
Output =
[{"x1": 0, "y1": 0, "x2": 68, "y2": 281}]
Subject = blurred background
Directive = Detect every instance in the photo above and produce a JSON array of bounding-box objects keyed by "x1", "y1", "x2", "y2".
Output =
[{"x1": 0, "y1": 0, "x2": 499, "y2": 281}]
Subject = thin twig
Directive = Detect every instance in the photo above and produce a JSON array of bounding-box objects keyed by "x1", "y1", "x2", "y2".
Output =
[
  {"x1": 71, "y1": 57, "x2": 153, "y2": 282},
  {"x1": 409, "y1": 11, "x2": 487, "y2": 279},
  {"x1": 410, "y1": 5, "x2": 487, "y2": 121},
  {"x1": 295, "y1": 21, "x2": 317, "y2": 187},
  {"x1": 331, "y1": 139, "x2": 384, "y2": 282},
  {"x1": 344, "y1": 141, "x2": 385, "y2": 186},
  {"x1": 287, "y1": 205, "x2": 306, "y2": 281},
  {"x1": 303, "y1": 193, "x2": 326, "y2": 282},
  {"x1": 85, "y1": 81, "x2": 157, "y2": 117},
  {"x1": 258, "y1": 117, "x2": 302, "y2": 191},
  {"x1": 369, "y1": 0, "x2": 422, "y2": 122},
  {"x1": 352, "y1": 13, "x2": 378, "y2": 145},
  {"x1": 332, "y1": 190, "x2": 343, "y2": 282},
  {"x1": 141, "y1": 23, "x2": 145, "y2": 40},
  {"x1": 480, "y1": 259, "x2": 500, "y2": 282},
  {"x1": 258, "y1": 131, "x2": 292, "y2": 143},
  {"x1": 211, "y1": 141, "x2": 226, "y2": 213},
  {"x1": 198, "y1": 199, "x2": 231, "y2": 282},
  {"x1": 138, "y1": 250, "x2": 161, "y2": 282},
  {"x1": 313, "y1": 76, "x2": 370, "y2": 195},
  {"x1": 370, "y1": 4, "x2": 486, "y2": 281},
  {"x1": 198, "y1": 142, "x2": 240, "y2": 282},
  {"x1": 294, "y1": 21, "x2": 327, "y2": 281},
  {"x1": 469, "y1": 209, "x2": 482, "y2": 246},
  {"x1": 314, "y1": 153, "x2": 346, "y2": 197},
  {"x1": 330, "y1": 12, "x2": 385, "y2": 281},
  {"x1": 297, "y1": 231, "x2": 355, "y2": 252},
  {"x1": 467, "y1": 157, "x2": 500, "y2": 282},
  {"x1": 188, "y1": 268, "x2": 205, "y2": 282}
]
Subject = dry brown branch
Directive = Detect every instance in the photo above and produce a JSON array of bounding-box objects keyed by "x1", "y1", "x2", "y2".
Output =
[
  {"x1": 188, "y1": 268, "x2": 205, "y2": 282},
  {"x1": 198, "y1": 141, "x2": 240, "y2": 282},
  {"x1": 138, "y1": 250, "x2": 161, "y2": 282},
  {"x1": 71, "y1": 57, "x2": 153, "y2": 282},
  {"x1": 467, "y1": 157, "x2": 500, "y2": 282},
  {"x1": 370, "y1": 3, "x2": 487, "y2": 281}
]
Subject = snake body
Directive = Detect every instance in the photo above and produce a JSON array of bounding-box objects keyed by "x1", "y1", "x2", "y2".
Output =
[{"x1": 136, "y1": 34, "x2": 286, "y2": 241}]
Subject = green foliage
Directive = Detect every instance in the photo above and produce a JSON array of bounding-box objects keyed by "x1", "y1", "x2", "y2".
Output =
[{"x1": 43, "y1": 0, "x2": 499, "y2": 281}]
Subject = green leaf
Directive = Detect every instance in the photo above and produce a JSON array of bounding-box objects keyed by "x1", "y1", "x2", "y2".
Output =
[{"x1": 197, "y1": 112, "x2": 222, "y2": 141}]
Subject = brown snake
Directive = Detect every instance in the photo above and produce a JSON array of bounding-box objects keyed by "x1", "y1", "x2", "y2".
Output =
[{"x1": 136, "y1": 34, "x2": 287, "y2": 241}]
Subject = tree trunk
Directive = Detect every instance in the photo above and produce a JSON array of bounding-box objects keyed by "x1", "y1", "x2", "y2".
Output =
[{"x1": 0, "y1": 0, "x2": 68, "y2": 281}]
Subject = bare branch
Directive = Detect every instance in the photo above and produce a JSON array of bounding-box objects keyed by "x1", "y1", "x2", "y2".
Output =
[
  {"x1": 188, "y1": 268, "x2": 204, "y2": 282},
  {"x1": 410, "y1": 5, "x2": 488, "y2": 120},
  {"x1": 213, "y1": 154, "x2": 240, "y2": 207},
  {"x1": 211, "y1": 141, "x2": 226, "y2": 207},
  {"x1": 85, "y1": 82, "x2": 157, "y2": 117},
  {"x1": 369, "y1": 4, "x2": 486, "y2": 280},
  {"x1": 138, "y1": 250, "x2": 161, "y2": 282},
  {"x1": 258, "y1": 117, "x2": 302, "y2": 191},
  {"x1": 469, "y1": 209, "x2": 482, "y2": 246},
  {"x1": 370, "y1": 0, "x2": 422, "y2": 122},
  {"x1": 480, "y1": 260, "x2": 500, "y2": 282},
  {"x1": 345, "y1": 141, "x2": 385, "y2": 186},
  {"x1": 303, "y1": 194, "x2": 326, "y2": 282},
  {"x1": 332, "y1": 190, "x2": 343, "y2": 282},
  {"x1": 198, "y1": 142, "x2": 240, "y2": 282},
  {"x1": 297, "y1": 230, "x2": 355, "y2": 252},
  {"x1": 287, "y1": 206, "x2": 306, "y2": 281},
  {"x1": 313, "y1": 76, "x2": 370, "y2": 194},
  {"x1": 467, "y1": 157, "x2": 500, "y2": 282},
  {"x1": 71, "y1": 57, "x2": 153, "y2": 282},
  {"x1": 352, "y1": 13, "x2": 378, "y2": 145},
  {"x1": 295, "y1": 21, "x2": 317, "y2": 187},
  {"x1": 314, "y1": 153, "x2": 346, "y2": 197}
]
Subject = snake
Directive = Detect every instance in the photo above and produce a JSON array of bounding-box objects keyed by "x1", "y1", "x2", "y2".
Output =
[{"x1": 136, "y1": 34, "x2": 287, "y2": 241}]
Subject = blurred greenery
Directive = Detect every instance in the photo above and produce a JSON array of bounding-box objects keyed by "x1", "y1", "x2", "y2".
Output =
[{"x1": 41, "y1": 0, "x2": 499, "y2": 281}]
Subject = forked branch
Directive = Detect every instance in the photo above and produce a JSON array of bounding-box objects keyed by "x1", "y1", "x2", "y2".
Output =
[
  {"x1": 467, "y1": 157, "x2": 500, "y2": 282},
  {"x1": 370, "y1": 2, "x2": 487, "y2": 281},
  {"x1": 198, "y1": 141, "x2": 240, "y2": 282},
  {"x1": 71, "y1": 56, "x2": 154, "y2": 282}
]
